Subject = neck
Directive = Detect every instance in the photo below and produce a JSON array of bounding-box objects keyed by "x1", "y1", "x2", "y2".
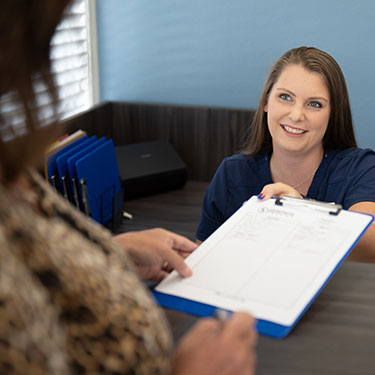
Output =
[{"x1": 270, "y1": 147, "x2": 324, "y2": 195}]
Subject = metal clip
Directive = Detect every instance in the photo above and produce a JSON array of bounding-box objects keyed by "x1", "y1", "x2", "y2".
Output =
[{"x1": 80, "y1": 178, "x2": 91, "y2": 217}]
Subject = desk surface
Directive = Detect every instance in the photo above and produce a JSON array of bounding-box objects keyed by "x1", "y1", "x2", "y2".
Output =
[{"x1": 120, "y1": 182, "x2": 375, "y2": 375}]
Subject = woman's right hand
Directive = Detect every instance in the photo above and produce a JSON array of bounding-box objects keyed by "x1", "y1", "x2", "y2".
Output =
[
  {"x1": 259, "y1": 182, "x2": 303, "y2": 201},
  {"x1": 172, "y1": 312, "x2": 257, "y2": 375}
]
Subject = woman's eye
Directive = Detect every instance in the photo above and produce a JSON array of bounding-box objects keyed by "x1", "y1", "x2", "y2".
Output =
[
  {"x1": 280, "y1": 93, "x2": 291, "y2": 101},
  {"x1": 309, "y1": 101, "x2": 322, "y2": 109}
]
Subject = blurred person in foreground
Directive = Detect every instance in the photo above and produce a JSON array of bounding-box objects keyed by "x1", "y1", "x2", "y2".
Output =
[{"x1": 0, "y1": 1, "x2": 256, "y2": 374}]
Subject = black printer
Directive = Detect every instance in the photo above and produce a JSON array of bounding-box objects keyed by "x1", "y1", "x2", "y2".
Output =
[{"x1": 115, "y1": 140, "x2": 187, "y2": 200}]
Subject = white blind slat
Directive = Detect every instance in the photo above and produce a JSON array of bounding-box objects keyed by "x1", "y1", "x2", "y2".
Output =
[
  {"x1": 0, "y1": 0, "x2": 92, "y2": 139},
  {"x1": 51, "y1": 0, "x2": 90, "y2": 120}
]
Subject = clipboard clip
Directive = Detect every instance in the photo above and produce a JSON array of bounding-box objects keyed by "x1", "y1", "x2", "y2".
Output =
[{"x1": 275, "y1": 196, "x2": 342, "y2": 216}]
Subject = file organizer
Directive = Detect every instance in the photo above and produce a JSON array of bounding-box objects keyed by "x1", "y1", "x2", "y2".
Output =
[
  {"x1": 56, "y1": 136, "x2": 98, "y2": 200},
  {"x1": 45, "y1": 132, "x2": 123, "y2": 231},
  {"x1": 67, "y1": 137, "x2": 106, "y2": 209},
  {"x1": 154, "y1": 196, "x2": 373, "y2": 338},
  {"x1": 45, "y1": 133, "x2": 88, "y2": 192},
  {"x1": 75, "y1": 139, "x2": 123, "y2": 228}
]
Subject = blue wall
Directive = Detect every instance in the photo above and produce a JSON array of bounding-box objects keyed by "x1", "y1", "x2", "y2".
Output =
[{"x1": 96, "y1": 0, "x2": 375, "y2": 148}]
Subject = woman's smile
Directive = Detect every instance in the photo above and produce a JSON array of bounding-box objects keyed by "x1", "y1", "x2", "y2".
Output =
[{"x1": 280, "y1": 124, "x2": 307, "y2": 136}]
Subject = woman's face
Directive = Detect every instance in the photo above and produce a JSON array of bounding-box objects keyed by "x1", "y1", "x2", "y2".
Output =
[{"x1": 264, "y1": 64, "x2": 331, "y2": 157}]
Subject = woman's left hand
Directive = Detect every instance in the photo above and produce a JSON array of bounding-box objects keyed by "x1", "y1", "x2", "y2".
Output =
[
  {"x1": 114, "y1": 228, "x2": 198, "y2": 281},
  {"x1": 258, "y1": 182, "x2": 303, "y2": 201}
]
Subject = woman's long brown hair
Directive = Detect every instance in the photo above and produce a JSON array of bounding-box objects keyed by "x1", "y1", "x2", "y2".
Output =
[{"x1": 0, "y1": 0, "x2": 71, "y2": 185}]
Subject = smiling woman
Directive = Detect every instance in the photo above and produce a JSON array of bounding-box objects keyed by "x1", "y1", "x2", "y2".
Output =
[{"x1": 196, "y1": 46, "x2": 375, "y2": 262}]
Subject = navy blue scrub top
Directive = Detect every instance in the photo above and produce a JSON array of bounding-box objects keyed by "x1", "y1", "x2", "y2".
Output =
[{"x1": 196, "y1": 148, "x2": 375, "y2": 241}]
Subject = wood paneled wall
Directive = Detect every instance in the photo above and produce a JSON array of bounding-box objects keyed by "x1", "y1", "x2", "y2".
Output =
[{"x1": 65, "y1": 101, "x2": 254, "y2": 181}]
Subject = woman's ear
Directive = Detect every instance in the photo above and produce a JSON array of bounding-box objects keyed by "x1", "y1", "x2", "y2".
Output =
[{"x1": 264, "y1": 103, "x2": 268, "y2": 112}]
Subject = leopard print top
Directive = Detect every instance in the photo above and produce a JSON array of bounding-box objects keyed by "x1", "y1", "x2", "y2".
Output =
[{"x1": 0, "y1": 170, "x2": 172, "y2": 374}]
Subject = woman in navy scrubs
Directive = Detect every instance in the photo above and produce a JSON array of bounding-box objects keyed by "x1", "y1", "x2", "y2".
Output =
[{"x1": 196, "y1": 46, "x2": 375, "y2": 262}]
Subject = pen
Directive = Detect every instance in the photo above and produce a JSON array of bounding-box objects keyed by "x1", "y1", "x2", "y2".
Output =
[{"x1": 213, "y1": 308, "x2": 231, "y2": 324}]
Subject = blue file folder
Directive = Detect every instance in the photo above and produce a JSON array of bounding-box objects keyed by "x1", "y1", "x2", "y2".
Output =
[
  {"x1": 67, "y1": 137, "x2": 106, "y2": 208},
  {"x1": 75, "y1": 139, "x2": 122, "y2": 225},
  {"x1": 46, "y1": 135, "x2": 88, "y2": 192},
  {"x1": 56, "y1": 136, "x2": 97, "y2": 200}
]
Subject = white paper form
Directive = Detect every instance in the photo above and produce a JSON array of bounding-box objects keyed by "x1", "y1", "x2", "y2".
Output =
[{"x1": 156, "y1": 196, "x2": 373, "y2": 327}]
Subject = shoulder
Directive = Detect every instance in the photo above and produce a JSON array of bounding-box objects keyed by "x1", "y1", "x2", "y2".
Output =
[
  {"x1": 214, "y1": 154, "x2": 269, "y2": 187},
  {"x1": 1, "y1": 176, "x2": 173, "y2": 374},
  {"x1": 223, "y1": 153, "x2": 264, "y2": 164},
  {"x1": 327, "y1": 148, "x2": 375, "y2": 163},
  {"x1": 324, "y1": 148, "x2": 375, "y2": 183},
  {"x1": 221, "y1": 153, "x2": 268, "y2": 174},
  {"x1": 326, "y1": 148, "x2": 375, "y2": 171}
]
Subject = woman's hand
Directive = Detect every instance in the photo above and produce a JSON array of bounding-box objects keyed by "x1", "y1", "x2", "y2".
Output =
[
  {"x1": 258, "y1": 182, "x2": 303, "y2": 201},
  {"x1": 172, "y1": 312, "x2": 257, "y2": 375},
  {"x1": 114, "y1": 228, "x2": 197, "y2": 281}
]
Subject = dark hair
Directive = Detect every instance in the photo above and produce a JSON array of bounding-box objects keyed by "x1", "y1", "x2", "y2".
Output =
[
  {"x1": 0, "y1": 0, "x2": 71, "y2": 185},
  {"x1": 242, "y1": 46, "x2": 357, "y2": 155}
]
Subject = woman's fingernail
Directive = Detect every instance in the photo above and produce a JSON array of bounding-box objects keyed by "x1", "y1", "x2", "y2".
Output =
[
  {"x1": 258, "y1": 193, "x2": 264, "y2": 200},
  {"x1": 183, "y1": 266, "x2": 193, "y2": 277}
]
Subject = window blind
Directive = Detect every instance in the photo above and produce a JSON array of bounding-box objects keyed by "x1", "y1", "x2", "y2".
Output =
[
  {"x1": 51, "y1": 0, "x2": 91, "y2": 120},
  {"x1": 0, "y1": 0, "x2": 93, "y2": 140}
]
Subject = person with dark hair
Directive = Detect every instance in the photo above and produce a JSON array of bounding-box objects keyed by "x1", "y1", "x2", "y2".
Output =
[
  {"x1": 0, "y1": 1, "x2": 256, "y2": 374},
  {"x1": 196, "y1": 46, "x2": 375, "y2": 262}
]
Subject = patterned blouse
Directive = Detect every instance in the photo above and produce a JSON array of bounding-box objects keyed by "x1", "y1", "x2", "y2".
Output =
[{"x1": 0, "y1": 170, "x2": 172, "y2": 374}]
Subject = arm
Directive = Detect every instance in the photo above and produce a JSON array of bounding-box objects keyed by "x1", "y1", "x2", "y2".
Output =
[
  {"x1": 347, "y1": 201, "x2": 375, "y2": 262},
  {"x1": 196, "y1": 158, "x2": 232, "y2": 242},
  {"x1": 114, "y1": 228, "x2": 198, "y2": 281},
  {"x1": 172, "y1": 312, "x2": 257, "y2": 375},
  {"x1": 260, "y1": 186, "x2": 375, "y2": 262}
]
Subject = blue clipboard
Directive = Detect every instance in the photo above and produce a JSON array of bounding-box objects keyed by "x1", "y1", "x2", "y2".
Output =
[
  {"x1": 153, "y1": 235, "x2": 360, "y2": 339},
  {"x1": 152, "y1": 290, "x2": 292, "y2": 338},
  {"x1": 46, "y1": 135, "x2": 88, "y2": 191},
  {"x1": 75, "y1": 139, "x2": 122, "y2": 225},
  {"x1": 67, "y1": 137, "x2": 107, "y2": 209},
  {"x1": 153, "y1": 196, "x2": 374, "y2": 339},
  {"x1": 56, "y1": 136, "x2": 97, "y2": 201}
]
